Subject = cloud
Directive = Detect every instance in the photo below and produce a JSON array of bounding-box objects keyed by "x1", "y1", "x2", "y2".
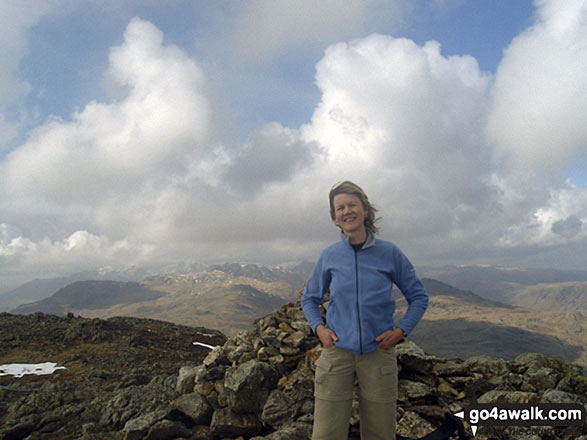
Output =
[
  {"x1": 223, "y1": 0, "x2": 410, "y2": 63},
  {"x1": 552, "y1": 214, "x2": 583, "y2": 239},
  {"x1": 484, "y1": 0, "x2": 587, "y2": 248},
  {"x1": 224, "y1": 123, "x2": 323, "y2": 193},
  {"x1": 0, "y1": 0, "x2": 58, "y2": 148},
  {"x1": 1, "y1": 17, "x2": 212, "y2": 204},
  {"x1": 301, "y1": 35, "x2": 495, "y2": 248},
  {"x1": 2, "y1": 0, "x2": 587, "y2": 290},
  {"x1": 487, "y1": 0, "x2": 587, "y2": 178},
  {"x1": 0, "y1": 224, "x2": 151, "y2": 288}
]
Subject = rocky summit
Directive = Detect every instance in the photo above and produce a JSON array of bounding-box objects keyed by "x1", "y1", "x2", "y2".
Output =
[{"x1": 1, "y1": 295, "x2": 586, "y2": 440}]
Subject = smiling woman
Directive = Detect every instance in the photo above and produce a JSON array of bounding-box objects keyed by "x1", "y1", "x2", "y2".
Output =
[{"x1": 301, "y1": 180, "x2": 429, "y2": 439}]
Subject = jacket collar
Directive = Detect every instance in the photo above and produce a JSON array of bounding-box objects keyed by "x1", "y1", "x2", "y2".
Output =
[{"x1": 340, "y1": 230, "x2": 376, "y2": 249}]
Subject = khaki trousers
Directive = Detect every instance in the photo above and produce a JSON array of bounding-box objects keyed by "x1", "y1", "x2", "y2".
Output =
[{"x1": 312, "y1": 346, "x2": 398, "y2": 440}]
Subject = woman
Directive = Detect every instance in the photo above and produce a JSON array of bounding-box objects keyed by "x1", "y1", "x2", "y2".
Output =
[{"x1": 301, "y1": 181, "x2": 429, "y2": 440}]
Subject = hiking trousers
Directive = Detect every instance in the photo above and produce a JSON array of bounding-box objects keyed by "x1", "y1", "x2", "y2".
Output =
[{"x1": 312, "y1": 345, "x2": 398, "y2": 440}]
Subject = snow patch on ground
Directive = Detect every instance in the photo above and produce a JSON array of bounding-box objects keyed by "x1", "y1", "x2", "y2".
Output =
[{"x1": 0, "y1": 362, "x2": 66, "y2": 378}]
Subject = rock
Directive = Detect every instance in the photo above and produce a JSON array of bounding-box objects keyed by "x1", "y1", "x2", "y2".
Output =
[
  {"x1": 257, "y1": 345, "x2": 280, "y2": 361},
  {"x1": 261, "y1": 389, "x2": 296, "y2": 428},
  {"x1": 478, "y1": 390, "x2": 539, "y2": 404},
  {"x1": 171, "y1": 392, "x2": 213, "y2": 425},
  {"x1": 210, "y1": 408, "x2": 262, "y2": 437},
  {"x1": 224, "y1": 360, "x2": 280, "y2": 413},
  {"x1": 464, "y1": 355, "x2": 511, "y2": 378},
  {"x1": 398, "y1": 379, "x2": 436, "y2": 402},
  {"x1": 396, "y1": 340, "x2": 437, "y2": 374},
  {"x1": 143, "y1": 419, "x2": 191, "y2": 440},
  {"x1": 397, "y1": 410, "x2": 436, "y2": 438},
  {"x1": 433, "y1": 359, "x2": 470, "y2": 377},
  {"x1": 253, "y1": 421, "x2": 312, "y2": 439},
  {"x1": 541, "y1": 389, "x2": 587, "y2": 404},
  {"x1": 290, "y1": 320, "x2": 312, "y2": 336},
  {"x1": 99, "y1": 382, "x2": 178, "y2": 429},
  {"x1": 3, "y1": 296, "x2": 586, "y2": 440},
  {"x1": 176, "y1": 365, "x2": 201, "y2": 394},
  {"x1": 122, "y1": 409, "x2": 168, "y2": 440},
  {"x1": 203, "y1": 346, "x2": 229, "y2": 367},
  {"x1": 282, "y1": 330, "x2": 306, "y2": 348}
]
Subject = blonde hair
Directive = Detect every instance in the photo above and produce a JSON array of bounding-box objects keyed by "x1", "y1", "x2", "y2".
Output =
[{"x1": 329, "y1": 181, "x2": 380, "y2": 235}]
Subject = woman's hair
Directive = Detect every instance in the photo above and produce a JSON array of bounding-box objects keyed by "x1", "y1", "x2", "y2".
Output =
[{"x1": 329, "y1": 181, "x2": 380, "y2": 235}]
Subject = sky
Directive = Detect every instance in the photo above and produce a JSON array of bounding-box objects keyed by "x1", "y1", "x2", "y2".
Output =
[{"x1": 1, "y1": 0, "x2": 586, "y2": 291}]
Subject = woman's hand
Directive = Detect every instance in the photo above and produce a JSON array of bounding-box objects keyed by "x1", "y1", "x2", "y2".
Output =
[
  {"x1": 375, "y1": 328, "x2": 405, "y2": 350},
  {"x1": 316, "y1": 324, "x2": 339, "y2": 348}
]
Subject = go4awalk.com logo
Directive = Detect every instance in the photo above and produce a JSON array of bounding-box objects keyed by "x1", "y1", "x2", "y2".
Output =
[{"x1": 454, "y1": 402, "x2": 586, "y2": 436}]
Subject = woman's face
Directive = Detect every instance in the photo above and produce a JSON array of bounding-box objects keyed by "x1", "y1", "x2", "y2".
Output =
[{"x1": 332, "y1": 193, "x2": 367, "y2": 237}]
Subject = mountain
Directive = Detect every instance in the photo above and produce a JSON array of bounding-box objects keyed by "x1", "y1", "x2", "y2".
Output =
[
  {"x1": 11, "y1": 271, "x2": 587, "y2": 371},
  {"x1": 11, "y1": 272, "x2": 295, "y2": 335},
  {"x1": 0, "y1": 277, "x2": 71, "y2": 313},
  {"x1": 422, "y1": 264, "x2": 587, "y2": 310},
  {"x1": 396, "y1": 278, "x2": 587, "y2": 369},
  {"x1": 0, "y1": 266, "x2": 150, "y2": 312},
  {"x1": 507, "y1": 281, "x2": 587, "y2": 311},
  {"x1": 12, "y1": 280, "x2": 166, "y2": 315},
  {"x1": 1, "y1": 262, "x2": 311, "y2": 313}
]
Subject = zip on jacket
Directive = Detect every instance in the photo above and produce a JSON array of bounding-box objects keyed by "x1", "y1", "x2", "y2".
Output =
[
  {"x1": 301, "y1": 232, "x2": 429, "y2": 355},
  {"x1": 354, "y1": 249, "x2": 363, "y2": 354}
]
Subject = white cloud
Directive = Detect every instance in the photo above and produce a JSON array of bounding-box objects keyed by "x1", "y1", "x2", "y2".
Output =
[
  {"x1": 487, "y1": 0, "x2": 587, "y2": 178},
  {"x1": 1, "y1": 17, "x2": 212, "y2": 204},
  {"x1": 2, "y1": 0, "x2": 587, "y2": 290},
  {"x1": 484, "y1": 0, "x2": 587, "y2": 249},
  {"x1": 301, "y1": 35, "x2": 495, "y2": 249}
]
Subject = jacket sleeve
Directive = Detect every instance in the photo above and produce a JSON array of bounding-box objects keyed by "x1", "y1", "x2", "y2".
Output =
[
  {"x1": 301, "y1": 252, "x2": 331, "y2": 333},
  {"x1": 391, "y1": 247, "x2": 429, "y2": 336}
]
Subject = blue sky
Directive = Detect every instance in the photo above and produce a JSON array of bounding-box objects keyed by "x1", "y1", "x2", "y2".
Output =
[{"x1": 1, "y1": 0, "x2": 586, "y2": 290}]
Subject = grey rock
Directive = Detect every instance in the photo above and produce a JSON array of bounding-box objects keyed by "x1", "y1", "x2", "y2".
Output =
[
  {"x1": 398, "y1": 379, "x2": 435, "y2": 402},
  {"x1": 478, "y1": 389, "x2": 539, "y2": 404},
  {"x1": 261, "y1": 389, "x2": 296, "y2": 428},
  {"x1": 171, "y1": 392, "x2": 213, "y2": 425},
  {"x1": 224, "y1": 359, "x2": 279, "y2": 413},
  {"x1": 210, "y1": 408, "x2": 262, "y2": 437},
  {"x1": 122, "y1": 409, "x2": 168, "y2": 440},
  {"x1": 396, "y1": 340, "x2": 437, "y2": 373},
  {"x1": 176, "y1": 365, "x2": 201, "y2": 393}
]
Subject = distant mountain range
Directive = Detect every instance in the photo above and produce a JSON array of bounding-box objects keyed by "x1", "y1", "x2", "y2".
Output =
[
  {"x1": 0, "y1": 262, "x2": 311, "y2": 313},
  {"x1": 396, "y1": 278, "x2": 585, "y2": 369},
  {"x1": 9, "y1": 263, "x2": 312, "y2": 335},
  {"x1": 422, "y1": 265, "x2": 587, "y2": 311},
  {"x1": 5, "y1": 263, "x2": 587, "y2": 370},
  {"x1": 7, "y1": 269, "x2": 585, "y2": 371}
]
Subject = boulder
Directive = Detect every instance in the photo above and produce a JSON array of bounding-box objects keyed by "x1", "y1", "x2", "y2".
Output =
[
  {"x1": 171, "y1": 392, "x2": 213, "y2": 425},
  {"x1": 224, "y1": 360, "x2": 280, "y2": 413},
  {"x1": 210, "y1": 408, "x2": 262, "y2": 437}
]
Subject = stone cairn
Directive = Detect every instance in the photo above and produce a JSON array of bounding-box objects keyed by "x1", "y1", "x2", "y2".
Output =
[{"x1": 126, "y1": 296, "x2": 586, "y2": 440}]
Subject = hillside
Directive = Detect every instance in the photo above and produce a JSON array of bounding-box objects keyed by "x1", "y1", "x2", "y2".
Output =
[
  {"x1": 0, "y1": 266, "x2": 149, "y2": 312},
  {"x1": 402, "y1": 279, "x2": 587, "y2": 369},
  {"x1": 0, "y1": 312, "x2": 225, "y2": 439},
  {"x1": 423, "y1": 265, "x2": 587, "y2": 310},
  {"x1": 11, "y1": 273, "x2": 587, "y2": 372},
  {"x1": 12, "y1": 272, "x2": 295, "y2": 335},
  {"x1": 509, "y1": 281, "x2": 587, "y2": 311},
  {"x1": 1, "y1": 304, "x2": 585, "y2": 439},
  {"x1": 12, "y1": 281, "x2": 166, "y2": 315}
]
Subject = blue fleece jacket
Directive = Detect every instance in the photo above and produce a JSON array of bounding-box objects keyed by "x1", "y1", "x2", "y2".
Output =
[{"x1": 301, "y1": 233, "x2": 429, "y2": 355}]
